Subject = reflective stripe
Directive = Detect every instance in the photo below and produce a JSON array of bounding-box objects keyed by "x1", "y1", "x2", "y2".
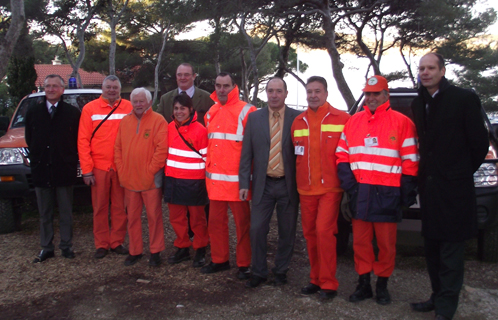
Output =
[
  {"x1": 349, "y1": 146, "x2": 400, "y2": 158},
  {"x1": 237, "y1": 103, "x2": 253, "y2": 136},
  {"x1": 402, "y1": 137, "x2": 417, "y2": 147},
  {"x1": 91, "y1": 113, "x2": 128, "y2": 121},
  {"x1": 208, "y1": 132, "x2": 244, "y2": 141},
  {"x1": 206, "y1": 172, "x2": 239, "y2": 182},
  {"x1": 336, "y1": 146, "x2": 349, "y2": 154},
  {"x1": 351, "y1": 161, "x2": 402, "y2": 174},
  {"x1": 293, "y1": 129, "x2": 309, "y2": 137},
  {"x1": 322, "y1": 124, "x2": 345, "y2": 132},
  {"x1": 168, "y1": 147, "x2": 202, "y2": 159},
  {"x1": 199, "y1": 147, "x2": 207, "y2": 155},
  {"x1": 401, "y1": 153, "x2": 419, "y2": 162},
  {"x1": 167, "y1": 160, "x2": 205, "y2": 170}
]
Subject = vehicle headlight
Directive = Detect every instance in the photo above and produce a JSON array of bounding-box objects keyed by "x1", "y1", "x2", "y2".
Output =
[
  {"x1": 474, "y1": 163, "x2": 498, "y2": 187},
  {"x1": 0, "y1": 148, "x2": 25, "y2": 165}
]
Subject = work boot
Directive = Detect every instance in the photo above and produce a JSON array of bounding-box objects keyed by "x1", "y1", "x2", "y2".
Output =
[
  {"x1": 376, "y1": 276, "x2": 391, "y2": 305},
  {"x1": 168, "y1": 247, "x2": 190, "y2": 264},
  {"x1": 349, "y1": 273, "x2": 373, "y2": 302}
]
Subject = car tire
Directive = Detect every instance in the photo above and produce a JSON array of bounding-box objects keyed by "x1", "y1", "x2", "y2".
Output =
[
  {"x1": 478, "y1": 227, "x2": 498, "y2": 263},
  {"x1": 0, "y1": 198, "x2": 16, "y2": 234}
]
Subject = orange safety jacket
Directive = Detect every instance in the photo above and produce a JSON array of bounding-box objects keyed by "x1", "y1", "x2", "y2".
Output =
[
  {"x1": 114, "y1": 108, "x2": 168, "y2": 192},
  {"x1": 291, "y1": 102, "x2": 350, "y2": 193},
  {"x1": 204, "y1": 85, "x2": 257, "y2": 201},
  {"x1": 78, "y1": 96, "x2": 133, "y2": 174},
  {"x1": 165, "y1": 112, "x2": 207, "y2": 180}
]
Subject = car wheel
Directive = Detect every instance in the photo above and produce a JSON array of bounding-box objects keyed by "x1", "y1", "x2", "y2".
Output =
[{"x1": 0, "y1": 198, "x2": 16, "y2": 234}]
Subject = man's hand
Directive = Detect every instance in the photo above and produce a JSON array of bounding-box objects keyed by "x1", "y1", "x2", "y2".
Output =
[
  {"x1": 239, "y1": 189, "x2": 249, "y2": 201},
  {"x1": 83, "y1": 172, "x2": 96, "y2": 186}
]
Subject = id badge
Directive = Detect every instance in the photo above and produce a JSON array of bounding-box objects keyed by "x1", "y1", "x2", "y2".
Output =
[
  {"x1": 295, "y1": 145, "x2": 304, "y2": 155},
  {"x1": 364, "y1": 137, "x2": 379, "y2": 147}
]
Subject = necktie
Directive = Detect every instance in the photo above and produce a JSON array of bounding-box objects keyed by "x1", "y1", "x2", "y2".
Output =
[
  {"x1": 269, "y1": 111, "x2": 281, "y2": 170},
  {"x1": 50, "y1": 105, "x2": 56, "y2": 118}
]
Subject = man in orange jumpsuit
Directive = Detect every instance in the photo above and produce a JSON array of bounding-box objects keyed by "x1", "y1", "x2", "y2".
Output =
[
  {"x1": 291, "y1": 76, "x2": 350, "y2": 300},
  {"x1": 78, "y1": 75, "x2": 133, "y2": 259},
  {"x1": 115, "y1": 88, "x2": 168, "y2": 267},
  {"x1": 201, "y1": 72, "x2": 257, "y2": 279}
]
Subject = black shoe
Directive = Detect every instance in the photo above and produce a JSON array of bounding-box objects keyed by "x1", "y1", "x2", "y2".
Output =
[
  {"x1": 319, "y1": 289, "x2": 338, "y2": 300},
  {"x1": 435, "y1": 315, "x2": 450, "y2": 320},
  {"x1": 124, "y1": 254, "x2": 143, "y2": 266},
  {"x1": 33, "y1": 250, "x2": 55, "y2": 263},
  {"x1": 410, "y1": 297, "x2": 435, "y2": 312},
  {"x1": 301, "y1": 283, "x2": 321, "y2": 294},
  {"x1": 61, "y1": 248, "x2": 75, "y2": 259},
  {"x1": 94, "y1": 248, "x2": 108, "y2": 259},
  {"x1": 237, "y1": 267, "x2": 251, "y2": 280},
  {"x1": 273, "y1": 273, "x2": 288, "y2": 286},
  {"x1": 111, "y1": 245, "x2": 129, "y2": 255},
  {"x1": 349, "y1": 273, "x2": 373, "y2": 302},
  {"x1": 168, "y1": 247, "x2": 190, "y2": 264},
  {"x1": 193, "y1": 247, "x2": 206, "y2": 268},
  {"x1": 245, "y1": 275, "x2": 267, "y2": 288},
  {"x1": 376, "y1": 276, "x2": 391, "y2": 305},
  {"x1": 200, "y1": 261, "x2": 230, "y2": 274},
  {"x1": 149, "y1": 252, "x2": 161, "y2": 267}
]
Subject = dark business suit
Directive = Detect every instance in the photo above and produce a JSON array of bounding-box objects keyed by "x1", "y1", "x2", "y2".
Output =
[
  {"x1": 157, "y1": 86, "x2": 214, "y2": 126},
  {"x1": 239, "y1": 105, "x2": 301, "y2": 278}
]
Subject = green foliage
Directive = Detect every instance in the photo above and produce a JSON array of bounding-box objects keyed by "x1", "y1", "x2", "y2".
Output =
[{"x1": 6, "y1": 56, "x2": 37, "y2": 108}]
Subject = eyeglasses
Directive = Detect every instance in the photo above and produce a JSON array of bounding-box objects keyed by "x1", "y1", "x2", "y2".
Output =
[{"x1": 176, "y1": 73, "x2": 192, "y2": 78}]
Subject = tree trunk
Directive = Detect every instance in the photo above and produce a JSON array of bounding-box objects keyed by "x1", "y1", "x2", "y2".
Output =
[
  {"x1": 107, "y1": 0, "x2": 129, "y2": 76},
  {"x1": 153, "y1": 25, "x2": 170, "y2": 106},
  {"x1": 0, "y1": 0, "x2": 25, "y2": 79}
]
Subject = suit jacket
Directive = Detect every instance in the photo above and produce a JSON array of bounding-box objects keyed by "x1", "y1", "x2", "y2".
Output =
[
  {"x1": 25, "y1": 97, "x2": 81, "y2": 188},
  {"x1": 411, "y1": 77, "x2": 488, "y2": 241},
  {"x1": 156, "y1": 86, "x2": 214, "y2": 126},
  {"x1": 239, "y1": 105, "x2": 302, "y2": 206}
]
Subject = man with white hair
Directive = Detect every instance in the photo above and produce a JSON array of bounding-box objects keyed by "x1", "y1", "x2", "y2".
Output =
[{"x1": 115, "y1": 87, "x2": 169, "y2": 266}]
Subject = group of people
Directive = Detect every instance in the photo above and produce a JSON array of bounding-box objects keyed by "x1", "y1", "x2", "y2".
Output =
[{"x1": 26, "y1": 54, "x2": 488, "y2": 320}]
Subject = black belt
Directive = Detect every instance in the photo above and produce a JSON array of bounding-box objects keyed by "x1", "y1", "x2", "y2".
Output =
[{"x1": 266, "y1": 175, "x2": 285, "y2": 181}]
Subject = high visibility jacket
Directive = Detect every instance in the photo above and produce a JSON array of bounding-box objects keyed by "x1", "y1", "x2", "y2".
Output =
[
  {"x1": 335, "y1": 100, "x2": 419, "y2": 222},
  {"x1": 204, "y1": 85, "x2": 257, "y2": 201},
  {"x1": 78, "y1": 96, "x2": 133, "y2": 174},
  {"x1": 114, "y1": 108, "x2": 168, "y2": 192},
  {"x1": 291, "y1": 102, "x2": 350, "y2": 193}
]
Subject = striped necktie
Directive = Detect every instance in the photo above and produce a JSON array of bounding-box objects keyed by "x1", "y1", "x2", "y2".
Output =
[{"x1": 269, "y1": 111, "x2": 281, "y2": 170}]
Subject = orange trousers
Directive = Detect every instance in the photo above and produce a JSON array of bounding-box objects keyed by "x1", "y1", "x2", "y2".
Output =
[
  {"x1": 168, "y1": 204, "x2": 209, "y2": 250},
  {"x1": 208, "y1": 200, "x2": 251, "y2": 267},
  {"x1": 300, "y1": 192, "x2": 341, "y2": 290},
  {"x1": 92, "y1": 168, "x2": 127, "y2": 250},
  {"x1": 125, "y1": 188, "x2": 165, "y2": 256},
  {"x1": 352, "y1": 219, "x2": 397, "y2": 277}
]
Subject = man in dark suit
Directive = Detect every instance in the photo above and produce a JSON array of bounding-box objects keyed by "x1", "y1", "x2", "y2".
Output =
[
  {"x1": 25, "y1": 74, "x2": 81, "y2": 263},
  {"x1": 157, "y1": 63, "x2": 214, "y2": 126},
  {"x1": 410, "y1": 53, "x2": 488, "y2": 320},
  {"x1": 239, "y1": 77, "x2": 301, "y2": 288}
]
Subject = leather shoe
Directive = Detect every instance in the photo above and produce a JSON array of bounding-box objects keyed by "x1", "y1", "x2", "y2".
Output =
[
  {"x1": 319, "y1": 289, "x2": 338, "y2": 300},
  {"x1": 410, "y1": 298, "x2": 435, "y2": 312},
  {"x1": 33, "y1": 250, "x2": 55, "y2": 263},
  {"x1": 94, "y1": 248, "x2": 108, "y2": 259},
  {"x1": 201, "y1": 261, "x2": 230, "y2": 274},
  {"x1": 245, "y1": 275, "x2": 267, "y2": 288},
  {"x1": 435, "y1": 315, "x2": 450, "y2": 320},
  {"x1": 237, "y1": 267, "x2": 251, "y2": 280},
  {"x1": 192, "y1": 247, "x2": 206, "y2": 268},
  {"x1": 61, "y1": 248, "x2": 75, "y2": 259},
  {"x1": 149, "y1": 252, "x2": 161, "y2": 267},
  {"x1": 273, "y1": 273, "x2": 287, "y2": 286},
  {"x1": 111, "y1": 245, "x2": 129, "y2": 255},
  {"x1": 301, "y1": 283, "x2": 321, "y2": 294},
  {"x1": 124, "y1": 254, "x2": 143, "y2": 266},
  {"x1": 168, "y1": 247, "x2": 191, "y2": 264}
]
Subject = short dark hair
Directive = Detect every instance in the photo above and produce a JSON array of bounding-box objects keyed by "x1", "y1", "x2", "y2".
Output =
[
  {"x1": 217, "y1": 72, "x2": 236, "y2": 86},
  {"x1": 266, "y1": 77, "x2": 287, "y2": 92},
  {"x1": 306, "y1": 76, "x2": 327, "y2": 91},
  {"x1": 103, "y1": 75, "x2": 121, "y2": 87},
  {"x1": 428, "y1": 52, "x2": 445, "y2": 70},
  {"x1": 44, "y1": 74, "x2": 65, "y2": 87},
  {"x1": 178, "y1": 63, "x2": 195, "y2": 75},
  {"x1": 173, "y1": 93, "x2": 194, "y2": 114}
]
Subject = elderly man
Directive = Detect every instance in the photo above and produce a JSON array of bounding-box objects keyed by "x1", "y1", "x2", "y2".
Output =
[
  {"x1": 239, "y1": 77, "x2": 301, "y2": 288},
  {"x1": 410, "y1": 53, "x2": 488, "y2": 320},
  {"x1": 26, "y1": 74, "x2": 81, "y2": 263},
  {"x1": 336, "y1": 75, "x2": 419, "y2": 305},
  {"x1": 157, "y1": 63, "x2": 214, "y2": 125},
  {"x1": 291, "y1": 76, "x2": 350, "y2": 300},
  {"x1": 115, "y1": 88, "x2": 168, "y2": 266},
  {"x1": 201, "y1": 72, "x2": 257, "y2": 279},
  {"x1": 78, "y1": 75, "x2": 133, "y2": 259}
]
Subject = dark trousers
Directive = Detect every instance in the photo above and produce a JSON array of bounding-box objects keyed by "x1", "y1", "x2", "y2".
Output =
[
  {"x1": 35, "y1": 186, "x2": 74, "y2": 251},
  {"x1": 424, "y1": 237, "x2": 465, "y2": 320},
  {"x1": 250, "y1": 177, "x2": 299, "y2": 278}
]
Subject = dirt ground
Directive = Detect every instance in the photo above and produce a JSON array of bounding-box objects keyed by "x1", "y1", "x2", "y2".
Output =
[{"x1": 1, "y1": 203, "x2": 498, "y2": 320}]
